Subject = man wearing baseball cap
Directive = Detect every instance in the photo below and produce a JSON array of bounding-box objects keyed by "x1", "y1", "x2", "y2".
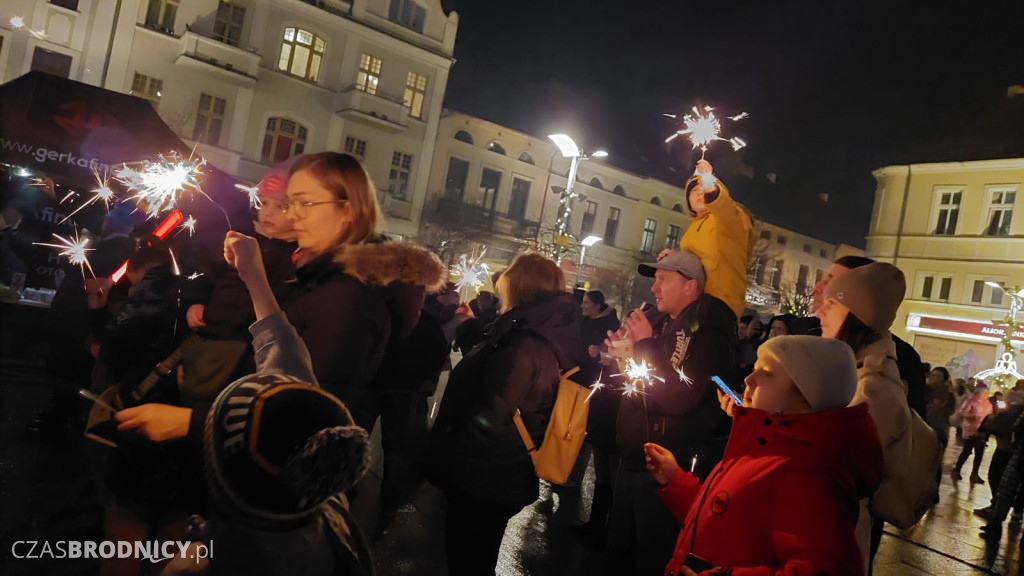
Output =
[{"x1": 604, "y1": 249, "x2": 740, "y2": 575}]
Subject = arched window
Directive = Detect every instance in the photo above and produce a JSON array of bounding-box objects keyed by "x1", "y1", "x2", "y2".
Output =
[
  {"x1": 518, "y1": 152, "x2": 534, "y2": 165},
  {"x1": 589, "y1": 177, "x2": 604, "y2": 190},
  {"x1": 672, "y1": 203, "x2": 684, "y2": 213},
  {"x1": 487, "y1": 141, "x2": 506, "y2": 155},
  {"x1": 262, "y1": 117, "x2": 307, "y2": 164},
  {"x1": 650, "y1": 196, "x2": 662, "y2": 206},
  {"x1": 454, "y1": 130, "x2": 474, "y2": 144},
  {"x1": 278, "y1": 27, "x2": 325, "y2": 82},
  {"x1": 612, "y1": 185, "x2": 626, "y2": 196}
]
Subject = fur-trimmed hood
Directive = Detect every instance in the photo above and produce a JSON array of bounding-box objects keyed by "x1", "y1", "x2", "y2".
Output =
[{"x1": 331, "y1": 239, "x2": 447, "y2": 293}]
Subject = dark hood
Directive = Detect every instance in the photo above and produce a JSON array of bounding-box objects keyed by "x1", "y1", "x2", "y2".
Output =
[{"x1": 489, "y1": 293, "x2": 583, "y2": 370}]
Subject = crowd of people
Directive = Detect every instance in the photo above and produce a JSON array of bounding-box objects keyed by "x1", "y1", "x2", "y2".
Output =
[{"x1": 11, "y1": 152, "x2": 1024, "y2": 575}]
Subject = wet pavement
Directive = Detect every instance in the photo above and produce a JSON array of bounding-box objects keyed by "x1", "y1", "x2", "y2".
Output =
[{"x1": 2, "y1": 352, "x2": 1024, "y2": 575}]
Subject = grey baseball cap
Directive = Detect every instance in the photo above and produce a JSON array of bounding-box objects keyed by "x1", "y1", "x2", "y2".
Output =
[{"x1": 637, "y1": 249, "x2": 706, "y2": 291}]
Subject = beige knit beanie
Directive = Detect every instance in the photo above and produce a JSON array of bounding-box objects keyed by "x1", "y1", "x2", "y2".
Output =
[
  {"x1": 759, "y1": 336, "x2": 858, "y2": 412},
  {"x1": 824, "y1": 262, "x2": 906, "y2": 333}
]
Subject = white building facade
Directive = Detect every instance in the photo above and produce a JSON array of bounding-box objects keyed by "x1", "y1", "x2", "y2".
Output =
[
  {"x1": 1, "y1": 0, "x2": 458, "y2": 238},
  {"x1": 867, "y1": 158, "x2": 1024, "y2": 381}
]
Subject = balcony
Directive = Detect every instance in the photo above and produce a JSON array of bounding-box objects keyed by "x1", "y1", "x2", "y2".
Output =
[
  {"x1": 427, "y1": 197, "x2": 540, "y2": 241},
  {"x1": 174, "y1": 31, "x2": 260, "y2": 86},
  {"x1": 334, "y1": 86, "x2": 409, "y2": 133}
]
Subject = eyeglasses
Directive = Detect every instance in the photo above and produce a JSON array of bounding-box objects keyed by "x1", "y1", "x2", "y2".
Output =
[{"x1": 280, "y1": 199, "x2": 348, "y2": 218}]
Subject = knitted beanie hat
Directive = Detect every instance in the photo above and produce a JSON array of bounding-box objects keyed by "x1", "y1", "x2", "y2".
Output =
[
  {"x1": 204, "y1": 373, "x2": 370, "y2": 527},
  {"x1": 257, "y1": 158, "x2": 297, "y2": 201},
  {"x1": 824, "y1": 262, "x2": 906, "y2": 333},
  {"x1": 683, "y1": 174, "x2": 729, "y2": 216},
  {"x1": 759, "y1": 335, "x2": 858, "y2": 412}
]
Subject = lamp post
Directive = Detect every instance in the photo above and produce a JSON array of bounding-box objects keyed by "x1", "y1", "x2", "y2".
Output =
[
  {"x1": 547, "y1": 134, "x2": 607, "y2": 263},
  {"x1": 574, "y1": 235, "x2": 603, "y2": 288}
]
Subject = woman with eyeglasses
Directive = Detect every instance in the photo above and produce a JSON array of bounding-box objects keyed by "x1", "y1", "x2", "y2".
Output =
[{"x1": 256, "y1": 152, "x2": 445, "y2": 425}]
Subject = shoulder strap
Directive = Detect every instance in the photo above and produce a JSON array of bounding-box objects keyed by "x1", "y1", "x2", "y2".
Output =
[{"x1": 513, "y1": 365, "x2": 581, "y2": 453}]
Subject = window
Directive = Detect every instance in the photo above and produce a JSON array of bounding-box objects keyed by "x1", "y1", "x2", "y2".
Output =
[
  {"x1": 261, "y1": 118, "x2": 307, "y2": 164},
  {"x1": 389, "y1": 152, "x2": 414, "y2": 200},
  {"x1": 403, "y1": 72, "x2": 427, "y2": 119},
  {"x1": 509, "y1": 178, "x2": 531, "y2": 221},
  {"x1": 612, "y1": 185, "x2": 626, "y2": 196},
  {"x1": 454, "y1": 130, "x2": 474, "y2": 144},
  {"x1": 193, "y1": 93, "x2": 226, "y2": 145},
  {"x1": 640, "y1": 218, "x2": 658, "y2": 254},
  {"x1": 589, "y1": 177, "x2": 604, "y2": 190},
  {"x1": 145, "y1": 0, "x2": 178, "y2": 32},
  {"x1": 933, "y1": 189, "x2": 961, "y2": 235},
  {"x1": 672, "y1": 203, "x2": 683, "y2": 213},
  {"x1": 51, "y1": 0, "x2": 79, "y2": 10},
  {"x1": 819, "y1": 248, "x2": 829, "y2": 258},
  {"x1": 214, "y1": 1, "x2": 245, "y2": 47},
  {"x1": 797, "y1": 265, "x2": 810, "y2": 294},
  {"x1": 651, "y1": 196, "x2": 662, "y2": 206},
  {"x1": 31, "y1": 48, "x2": 73, "y2": 78},
  {"x1": 777, "y1": 235, "x2": 787, "y2": 246},
  {"x1": 604, "y1": 207, "x2": 620, "y2": 247},
  {"x1": 356, "y1": 54, "x2": 382, "y2": 94},
  {"x1": 940, "y1": 277, "x2": 952, "y2": 301},
  {"x1": 279, "y1": 27, "x2": 324, "y2": 82},
  {"x1": 518, "y1": 152, "x2": 534, "y2": 165},
  {"x1": 985, "y1": 189, "x2": 1016, "y2": 236},
  {"x1": 666, "y1": 224, "x2": 681, "y2": 250},
  {"x1": 754, "y1": 256, "x2": 768, "y2": 285},
  {"x1": 760, "y1": 230, "x2": 771, "y2": 241},
  {"x1": 919, "y1": 274, "x2": 953, "y2": 302},
  {"x1": 580, "y1": 201, "x2": 597, "y2": 237},
  {"x1": 971, "y1": 280, "x2": 985, "y2": 304},
  {"x1": 443, "y1": 157, "x2": 470, "y2": 200},
  {"x1": 486, "y1": 141, "x2": 506, "y2": 155},
  {"x1": 991, "y1": 282, "x2": 1005, "y2": 306},
  {"x1": 131, "y1": 73, "x2": 162, "y2": 103},
  {"x1": 388, "y1": 0, "x2": 426, "y2": 33},
  {"x1": 921, "y1": 276, "x2": 934, "y2": 299},
  {"x1": 771, "y1": 260, "x2": 784, "y2": 289},
  {"x1": 803, "y1": 243, "x2": 812, "y2": 254},
  {"x1": 344, "y1": 137, "x2": 367, "y2": 160},
  {"x1": 815, "y1": 269, "x2": 824, "y2": 284}
]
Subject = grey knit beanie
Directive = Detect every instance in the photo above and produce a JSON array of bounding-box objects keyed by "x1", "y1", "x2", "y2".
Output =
[{"x1": 759, "y1": 336, "x2": 858, "y2": 412}]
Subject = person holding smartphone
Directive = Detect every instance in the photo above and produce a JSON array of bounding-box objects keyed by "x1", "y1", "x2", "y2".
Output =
[{"x1": 645, "y1": 336, "x2": 883, "y2": 576}]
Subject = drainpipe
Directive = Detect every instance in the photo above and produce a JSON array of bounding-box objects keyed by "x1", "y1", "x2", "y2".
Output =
[
  {"x1": 101, "y1": 0, "x2": 124, "y2": 88},
  {"x1": 892, "y1": 165, "x2": 912, "y2": 268}
]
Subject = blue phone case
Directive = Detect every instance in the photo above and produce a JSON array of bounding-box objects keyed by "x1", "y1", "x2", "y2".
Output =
[{"x1": 712, "y1": 375, "x2": 743, "y2": 406}]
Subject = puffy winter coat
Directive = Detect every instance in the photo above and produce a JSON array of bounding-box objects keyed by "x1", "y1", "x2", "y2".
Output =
[{"x1": 659, "y1": 404, "x2": 883, "y2": 576}]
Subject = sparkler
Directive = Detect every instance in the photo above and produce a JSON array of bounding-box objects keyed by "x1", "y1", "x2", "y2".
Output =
[
  {"x1": 450, "y1": 250, "x2": 490, "y2": 300},
  {"x1": 35, "y1": 230, "x2": 95, "y2": 279},
  {"x1": 586, "y1": 371, "x2": 606, "y2": 403},
  {"x1": 236, "y1": 183, "x2": 262, "y2": 209},
  {"x1": 186, "y1": 272, "x2": 204, "y2": 281},
  {"x1": 60, "y1": 169, "x2": 117, "y2": 224},
  {"x1": 115, "y1": 153, "x2": 205, "y2": 219},
  {"x1": 665, "y1": 105, "x2": 748, "y2": 158},
  {"x1": 180, "y1": 215, "x2": 198, "y2": 236}
]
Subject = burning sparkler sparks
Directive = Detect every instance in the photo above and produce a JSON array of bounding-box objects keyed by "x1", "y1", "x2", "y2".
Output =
[
  {"x1": 60, "y1": 169, "x2": 117, "y2": 224},
  {"x1": 35, "y1": 230, "x2": 95, "y2": 279},
  {"x1": 612, "y1": 358, "x2": 665, "y2": 398},
  {"x1": 665, "y1": 105, "x2": 748, "y2": 158},
  {"x1": 451, "y1": 250, "x2": 490, "y2": 300},
  {"x1": 236, "y1": 183, "x2": 262, "y2": 209},
  {"x1": 586, "y1": 371, "x2": 606, "y2": 403},
  {"x1": 116, "y1": 154, "x2": 206, "y2": 219},
  {"x1": 180, "y1": 215, "x2": 198, "y2": 236},
  {"x1": 186, "y1": 272, "x2": 204, "y2": 281},
  {"x1": 9, "y1": 15, "x2": 46, "y2": 39}
]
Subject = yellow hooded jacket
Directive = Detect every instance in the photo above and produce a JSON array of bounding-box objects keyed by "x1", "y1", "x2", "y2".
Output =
[{"x1": 678, "y1": 176, "x2": 752, "y2": 319}]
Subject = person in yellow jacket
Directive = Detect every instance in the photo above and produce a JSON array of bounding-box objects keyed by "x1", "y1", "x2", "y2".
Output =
[{"x1": 664, "y1": 159, "x2": 753, "y2": 321}]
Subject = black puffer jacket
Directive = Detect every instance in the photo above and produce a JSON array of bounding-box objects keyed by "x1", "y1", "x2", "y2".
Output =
[{"x1": 431, "y1": 293, "x2": 583, "y2": 508}]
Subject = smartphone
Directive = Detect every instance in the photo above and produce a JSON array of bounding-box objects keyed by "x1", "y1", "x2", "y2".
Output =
[
  {"x1": 712, "y1": 375, "x2": 744, "y2": 407},
  {"x1": 683, "y1": 553, "x2": 716, "y2": 572}
]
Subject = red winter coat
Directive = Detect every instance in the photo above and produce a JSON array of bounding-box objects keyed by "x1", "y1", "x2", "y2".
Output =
[{"x1": 658, "y1": 403, "x2": 883, "y2": 576}]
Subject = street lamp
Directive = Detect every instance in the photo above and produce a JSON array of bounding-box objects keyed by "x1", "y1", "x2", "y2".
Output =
[
  {"x1": 574, "y1": 235, "x2": 603, "y2": 288},
  {"x1": 975, "y1": 282, "x2": 1024, "y2": 391},
  {"x1": 547, "y1": 133, "x2": 607, "y2": 262}
]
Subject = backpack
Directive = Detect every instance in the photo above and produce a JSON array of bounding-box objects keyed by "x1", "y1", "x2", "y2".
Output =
[{"x1": 513, "y1": 365, "x2": 590, "y2": 485}]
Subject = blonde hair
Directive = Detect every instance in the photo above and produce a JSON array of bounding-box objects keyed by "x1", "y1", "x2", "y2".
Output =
[
  {"x1": 289, "y1": 152, "x2": 384, "y2": 245},
  {"x1": 498, "y1": 253, "x2": 565, "y2": 312}
]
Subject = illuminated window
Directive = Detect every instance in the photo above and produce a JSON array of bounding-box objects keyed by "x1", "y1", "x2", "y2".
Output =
[
  {"x1": 278, "y1": 27, "x2": 324, "y2": 82},
  {"x1": 357, "y1": 54, "x2": 382, "y2": 95},
  {"x1": 403, "y1": 72, "x2": 427, "y2": 119}
]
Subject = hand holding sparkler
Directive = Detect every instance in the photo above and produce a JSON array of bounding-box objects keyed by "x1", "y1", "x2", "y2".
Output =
[
  {"x1": 644, "y1": 442, "x2": 681, "y2": 487},
  {"x1": 116, "y1": 404, "x2": 192, "y2": 442},
  {"x1": 83, "y1": 277, "x2": 113, "y2": 309}
]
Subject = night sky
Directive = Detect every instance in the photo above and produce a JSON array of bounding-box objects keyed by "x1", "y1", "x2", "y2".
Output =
[{"x1": 441, "y1": 0, "x2": 1024, "y2": 247}]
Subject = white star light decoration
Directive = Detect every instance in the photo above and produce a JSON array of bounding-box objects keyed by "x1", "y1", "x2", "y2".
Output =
[{"x1": 665, "y1": 106, "x2": 748, "y2": 157}]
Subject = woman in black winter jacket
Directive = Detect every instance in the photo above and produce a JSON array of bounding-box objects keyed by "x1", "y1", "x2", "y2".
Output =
[{"x1": 431, "y1": 253, "x2": 583, "y2": 576}]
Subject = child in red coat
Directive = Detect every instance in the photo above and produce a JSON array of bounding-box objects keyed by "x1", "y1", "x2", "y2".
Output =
[{"x1": 645, "y1": 336, "x2": 883, "y2": 576}]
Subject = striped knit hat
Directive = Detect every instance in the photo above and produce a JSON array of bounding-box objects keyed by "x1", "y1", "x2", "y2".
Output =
[{"x1": 204, "y1": 373, "x2": 370, "y2": 527}]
